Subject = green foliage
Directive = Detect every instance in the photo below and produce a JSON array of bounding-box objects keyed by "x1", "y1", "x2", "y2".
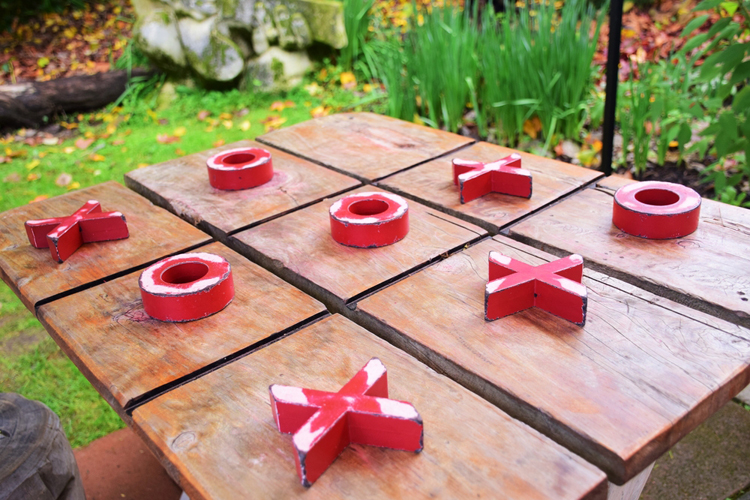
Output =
[
  {"x1": 0, "y1": 0, "x2": 88, "y2": 32},
  {"x1": 369, "y1": 0, "x2": 601, "y2": 147},
  {"x1": 341, "y1": 0, "x2": 378, "y2": 79},
  {"x1": 618, "y1": 55, "x2": 701, "y2": 175},
  {"x1": 481, "y1": 0, "x2": 602, "y2": 147},
  {"x1": 371, "y1": 41, "x2": 416, "y2": 120},
  {"x1": 684, "y1": 0, "x2": 750, "y2": 204}
]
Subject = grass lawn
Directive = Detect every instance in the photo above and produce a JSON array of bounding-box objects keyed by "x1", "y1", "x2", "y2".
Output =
[{"x1": 0, "y1": 72, "x2": 371, "y2": 447}]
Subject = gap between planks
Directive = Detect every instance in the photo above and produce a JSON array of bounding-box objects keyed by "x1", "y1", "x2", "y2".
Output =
[
  {"x1": 255, "y1": 135, "x2": 477, "y2": 184},
  {"x1": 32, "y1": 238, "x2": 214, "y2": 315},
  {"x1": 122, "y1": 310, "x2": 331, "y2": 415}
]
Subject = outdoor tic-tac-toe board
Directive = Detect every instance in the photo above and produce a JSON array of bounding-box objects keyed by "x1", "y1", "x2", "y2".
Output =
[{"x1": 2, "y1": 112, "x2": 749, "y2": 500}]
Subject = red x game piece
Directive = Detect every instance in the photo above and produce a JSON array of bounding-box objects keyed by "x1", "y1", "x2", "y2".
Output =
[
  {"x1": 25, "y1": 200, "x2": 129, "y2": 263},
  {"x1": 485, "y1": 251, "x2": 587, "y2": 325},
  {"x1": 452, "y1": 153, "x2": 532, "y2": 203},
  {"x1": 270, "y1": 358, "x2": 423, "y2": 486}
]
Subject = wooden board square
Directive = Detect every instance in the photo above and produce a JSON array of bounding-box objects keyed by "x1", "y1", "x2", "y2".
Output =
[
  {"x1": 257, "y1": 112, "x2": 474, "y2": 181},
  {"x1": 132, "y1": 314, "x2": 607, "y2": 499},
  {"x1": 124, "y1": 140, "x2": 361, "y2": 239},
  {"x1": 37, "y1": 241, "x2": 327, "y2": 414},
  {"x1": 509, "y1": 175, "x2": 750, "y2": 328},
  {"x1": 0, "y1": 181, "x2": 211, "y2": 311},
  {"x1": 229, "y1": 186, "x2": 487, "y2": 310},
  {"x1": 351, "y1": 236, "x2": 750, "y2": 484},
  {"x1": 378, "y1": 141, "x2": 603, "y2": 233}
]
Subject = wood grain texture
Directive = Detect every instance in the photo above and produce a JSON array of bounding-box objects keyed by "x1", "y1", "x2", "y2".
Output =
[
  {"x1": 351, "y1": 236, "x2": 750, "y2": 484},
  {"x1": 124, "y1": 140, "x2": 361, "y2": 239},
  {"x1": 257, "y1": 112, "x2": 474, "y2": 181},
  {"x1": 36, "y1": 241, "x2": 327, "y2": 412},
  {"x1": 0, "y1": 181, "x2": 211, "y2": 311},
  {"x1": 132, "y1": 314, "x2": 607, "y2": 500},
  {"x1": 378, "y1": 141, "x2": 603, "y2": 233},
  {"x1": 509, "y1": 175, "x2": 750, "y2": 328},
  {"x1": 229, "y1": 186, "x2": 487, "y2": 311}
]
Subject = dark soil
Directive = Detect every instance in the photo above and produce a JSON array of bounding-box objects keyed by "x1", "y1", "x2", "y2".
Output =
[{"x1": 616, "y1": 162, "x2": 715, "y2": 199}]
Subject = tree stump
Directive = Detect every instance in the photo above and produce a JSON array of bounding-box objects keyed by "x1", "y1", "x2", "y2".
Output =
[{"x1": 0, "y1": 393, "x2": 85, "y2": 500}]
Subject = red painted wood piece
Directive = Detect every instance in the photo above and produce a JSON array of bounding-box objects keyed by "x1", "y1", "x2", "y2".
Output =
[
  {"x1": 485, "y1": 251, "x2": 587, "y2": 325},
  {"x1": 329, "y1": 191, "x2": 409, "y2": 248},
  {"x1": 612, "y1": 181, "x2": 702, "y2": 239},
  {"x1": 206, "y1": 147, "x2": 274, "y2": 190},
  {"x1": 24, "y1": 200, "x2": 129, "y2": 263},
  {"x1": 139, "y1": 252, "x2": 234, "y2": 322},
  {"x1": 270, "y1": 357, "x2": 423, "y2": 487},
  {"x1": 452, "y1": 153, "x2": 532, "y2": 203}
]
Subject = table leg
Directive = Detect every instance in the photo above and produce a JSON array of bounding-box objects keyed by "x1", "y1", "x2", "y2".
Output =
[{"x1": 607, "y1": 462, "x2": 655, "y2": 500}]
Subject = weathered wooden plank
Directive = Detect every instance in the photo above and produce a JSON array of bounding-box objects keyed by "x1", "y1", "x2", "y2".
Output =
[
  {"x1": 124, "y1": 140, "x2": 361, "y2": 240},
  {"x1": 509, "y1": 175, "x2": 750, "y2": 328},
  {"x1": 257, "y1": 112, "x2": 474, "y2": 181},
  {"x1": 377, "y1": 141, "x2": 603, "y2": 233},
  {"x1": 36, "y1": 241, "x2": 327, "y2": 413},
  {"x1": 132, "y1": 314, "x2": 608, "y2": 500},
  {"x1": 229, "y1": 186, "x2": 487, "y2": 311},
  {"x1": 350, "y1": 236, "x2": 750, "y2": 484},
  {"x1": 0, "y1": 181, "x2": 211, "y2": 311}
]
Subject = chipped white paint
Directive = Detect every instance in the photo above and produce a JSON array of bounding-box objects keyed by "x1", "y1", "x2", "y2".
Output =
[
  {"x1": 489, "y1": 251, "x2": 512, "y2": 266},
  {"x1": 557, "y1": 278, "x2": 587, "y2": 297},
  {"x1": 486, "y1": 278, "x2": 505, "y2": 294},
  {"x1": 457, "y1": 154, "x2": 530, "y2": 182},
  {"x1": 616, "y1": 181, "x2": 701, "y2": 213},
  {"x1": 207, "y1": 147, "x2": 271, "y2": 171},
  {"x1": 376, "y1": 398, "x2": 419, "y2": 420},
  {"x1": 363, "y1": 358, "x2": 386, "y2": 386},
  {"x1": 293, "y1": 417, "x2": 328, "y2": 452},
  {"x1": 140, "y1": 252, "x2": 229, "y2": 295},
  {"x1": 271, "y1": 385, "x2": 309, "y2": 405},
  {"x1": 330, "y1": 191, "x2": 409, "y2": 225}
]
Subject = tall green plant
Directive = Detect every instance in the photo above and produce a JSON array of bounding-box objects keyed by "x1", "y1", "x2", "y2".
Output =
[
  {"x1": 404, "y1": 4, "x2": 480, "y2": 133},
  {"x1": 480, "y1": 0, "x2": 603, "y2": 148},
  {"x1": 341, "y1": 0, "x2": 377, "y2": 78},
  {"x1": 371, "y1": 41, "x2": 417, "y2": 121}
]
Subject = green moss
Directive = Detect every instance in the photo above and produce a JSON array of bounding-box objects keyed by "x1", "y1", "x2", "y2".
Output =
[{"x1": 271, "y1": 56, "x2": 286, "y2": 83}]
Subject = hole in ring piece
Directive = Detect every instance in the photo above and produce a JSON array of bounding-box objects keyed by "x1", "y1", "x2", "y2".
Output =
[
  {"x1": 161, "y1": 262, "x2": 210, "y2": 285},
  {"x1": 634, "y1": 188, "x2": 680, "y2": 206},
  {"x1": 348, "y1": 199, "x2": 389, "y2": 216},
  {"x1": 222, "y1": 152, "x2": 257, "y2": 166}
]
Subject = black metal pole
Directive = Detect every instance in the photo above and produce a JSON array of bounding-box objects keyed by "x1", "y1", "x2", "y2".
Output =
[{"x1": 600, "y1": 0, "x2": 624, "y2": 176}]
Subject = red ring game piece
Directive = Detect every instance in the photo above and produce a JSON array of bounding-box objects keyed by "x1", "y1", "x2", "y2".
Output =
[
  {"x1": 329, "y1": 192, "x2": 409, "y2": 248},
  {"x1": 139, "y1": 252, "x2": 234, "y2": 322},
  {"x1": 613, "y1": 181, "x2": 701, "y2": 239},
  {"x1": 206, "y1": 147, "x2": 273, "y2": 190}
]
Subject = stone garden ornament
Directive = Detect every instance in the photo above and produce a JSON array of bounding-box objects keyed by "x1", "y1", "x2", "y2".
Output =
[{"x1": 131, "y1": 0, "x2": 347, "y2": 87}]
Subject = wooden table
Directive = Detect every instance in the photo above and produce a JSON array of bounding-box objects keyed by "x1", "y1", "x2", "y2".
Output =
[
  {"x1": 132, "y1": 314, "x2": 608, "y2": 500},
  {"x1": 0, "y1": 181, "x2": 211, "y2": 311},
  {"x1": 125, "y1": 140, "x2": 361, "y2": 240},
  {"x1": 229, "y1": 186, "x2": 487, "y2": 311},
  {"x1": 257, "y1": 113, "x2": 474, "y2": 182},
  {"x1": 508, "y1": 175, "x2": 750, "y2": 328},
  {"x1": 378, "y1": 141, "x2": 603, "y2": 233},
  {"x1": 37, "y1": 241, "x2": 327, "y2": 415},
  {"x1": 350, "y1": 235, "x2": 750, "y2": 487},
  {"x1": 3, "y1": 115, "x2": 748, "y2": 500}
]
